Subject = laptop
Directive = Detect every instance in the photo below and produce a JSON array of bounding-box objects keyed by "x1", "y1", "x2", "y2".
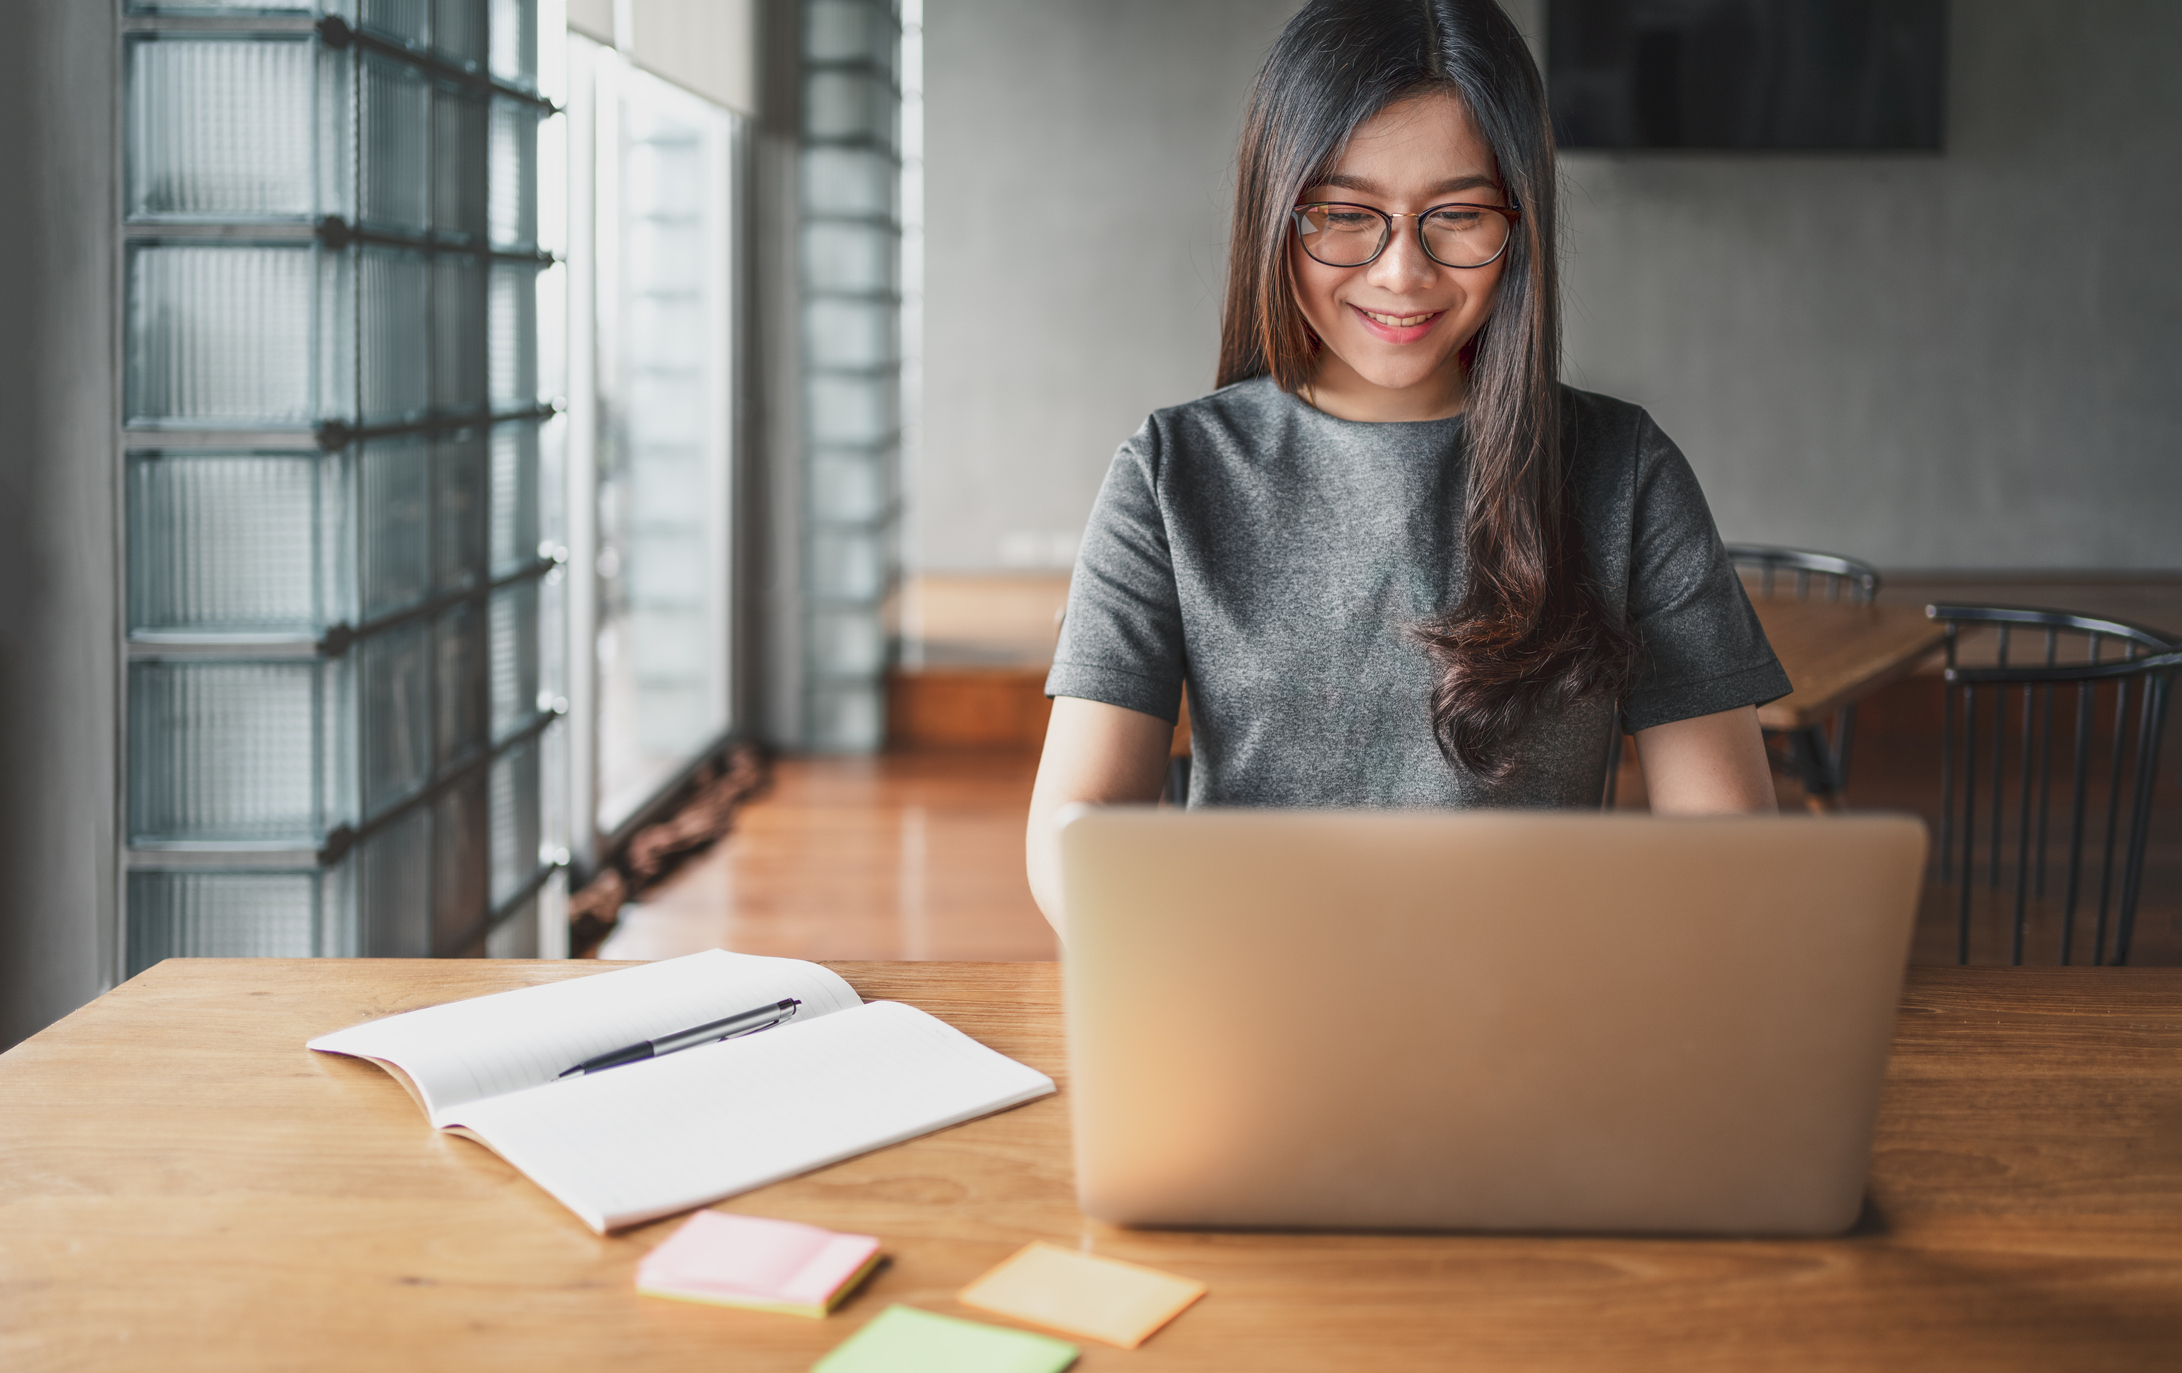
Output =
[{"x1": 1058, "y1": 807, "x2": 1927, "y2": 1236}]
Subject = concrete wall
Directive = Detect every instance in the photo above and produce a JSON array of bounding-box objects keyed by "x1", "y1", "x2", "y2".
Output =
[
  {"x1": 918, "y1": 0, "x2": 2181, "y2": 572},
  {"x1": 918, "y1": 0, "x2": 1303, "y2": 572},
  {"x1": 1554, "y1": 0, "x2": 2182, "y2": 569},
  {"x1": 0, "y1": 2, "x2": 120, "y2": 1049}
]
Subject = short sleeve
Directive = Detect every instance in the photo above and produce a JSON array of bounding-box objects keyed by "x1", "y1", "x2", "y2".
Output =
[
  {"x1": 1618, "y1": 418, "x2": 1793, "y2": 732},
  {"x1": 1044, "y1": 421, "x2": 1187, "y2": 723}
]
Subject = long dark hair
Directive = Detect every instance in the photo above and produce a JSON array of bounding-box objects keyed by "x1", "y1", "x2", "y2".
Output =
[{"x1": 1217, "y1": 0, "x2": 1636, "y2": 780}]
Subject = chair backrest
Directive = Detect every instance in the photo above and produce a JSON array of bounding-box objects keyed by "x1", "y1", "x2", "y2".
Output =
[
  {"x1": 1726, "y1": 545, "x2": 1881, "y2": 605},
  {"x1": 1928, "y1": 603, "x2": 2180, "y2": 966}
]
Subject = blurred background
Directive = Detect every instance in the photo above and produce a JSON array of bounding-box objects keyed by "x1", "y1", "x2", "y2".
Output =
[{"x1": 4, "y1": 0, "x2": 2178, "y2": 1049}]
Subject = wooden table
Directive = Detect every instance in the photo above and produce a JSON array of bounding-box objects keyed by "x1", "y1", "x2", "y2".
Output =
[
  {"x1": 6, "y1": 959, "x2": 2181, "y2": 1371},
  {"x1": 1751, "y1": 598, "x2": 1948, "y2": 805}
]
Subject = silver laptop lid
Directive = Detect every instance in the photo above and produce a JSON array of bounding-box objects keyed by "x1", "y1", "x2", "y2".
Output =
[{"x1": 1060, "y1": 809, "x2": 1926, "y2": 1236}]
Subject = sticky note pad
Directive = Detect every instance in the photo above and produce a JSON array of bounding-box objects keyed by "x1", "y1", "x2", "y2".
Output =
[
  {"x1": 959, "y1": 1241, "x2": 1206, "y2": 1349},
  {"x1": 813, "y1": 1304, "x2": 1078, "y2": 1373},
  {"x1": 635, "y1": 1211, "x2": 881, "y2": 1318}
]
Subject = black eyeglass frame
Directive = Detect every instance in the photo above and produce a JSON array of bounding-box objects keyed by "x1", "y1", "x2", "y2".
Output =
[{"x1": 1290, "y1": 200, "x2": 1523, "y2": 270}]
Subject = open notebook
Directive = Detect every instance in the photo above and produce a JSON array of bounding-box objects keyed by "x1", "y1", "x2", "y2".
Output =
[{"x1": 307, "y1": 950, "x2": 1055, "y2": 1233}]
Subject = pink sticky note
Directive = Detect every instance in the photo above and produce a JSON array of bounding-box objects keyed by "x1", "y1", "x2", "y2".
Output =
[{"x1": 637, "y1": 1212, "x2": 883, "y2": 1316}]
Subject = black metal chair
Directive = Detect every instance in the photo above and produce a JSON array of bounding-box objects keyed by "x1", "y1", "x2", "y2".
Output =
[
  {"x1": 1727, "y1": 545, "x2": 1883, "y2": 804},
  {"x1": 1727, "y1": 545, "x2": 1882, "y2": 606},
  {"x1": 1928, "y1": 604, "x2": 2179, "y2": 966}
]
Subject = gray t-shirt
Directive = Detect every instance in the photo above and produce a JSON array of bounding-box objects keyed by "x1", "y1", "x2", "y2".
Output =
[{"x1": 1045, "y1": 376, "x2": 1790, "y2": 808}]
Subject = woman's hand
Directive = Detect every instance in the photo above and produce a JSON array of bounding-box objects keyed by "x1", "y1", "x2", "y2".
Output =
[
  {"x1": 1631, "y1": 704, "x2": 1778, "y2": 814},
  {"x1": 1025, "y1": 697, "x2": 1173, "y2": 936}
]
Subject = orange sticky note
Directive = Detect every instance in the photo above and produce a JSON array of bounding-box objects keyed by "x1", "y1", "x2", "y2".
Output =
[{"x1": 959, "y1": 1241, "x2": 1205, "y2": 1349}]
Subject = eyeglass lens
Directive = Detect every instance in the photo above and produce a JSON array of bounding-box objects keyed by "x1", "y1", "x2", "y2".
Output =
[{"x1": 1291, "y1": 204, "x2": 1510, "y2": 269}]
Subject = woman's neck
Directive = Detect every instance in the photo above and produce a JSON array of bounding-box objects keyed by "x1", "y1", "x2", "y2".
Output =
[{"x1": 1300, "y1": 352, "x2": 1467, "y2": 423}]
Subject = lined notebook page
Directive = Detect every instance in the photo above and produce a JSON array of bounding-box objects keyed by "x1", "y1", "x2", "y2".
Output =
[
  {"x1": 307, "y1": 950, "x2": 863, "y2": 1123},
  {"x1": 445, "y1": 1000, "x2": 1056, "y2": 1233}
]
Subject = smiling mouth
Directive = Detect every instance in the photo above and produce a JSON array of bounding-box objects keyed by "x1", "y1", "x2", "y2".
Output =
[{"x1": 1357, "y1": 308, "x2": 1439, "y2": 328}]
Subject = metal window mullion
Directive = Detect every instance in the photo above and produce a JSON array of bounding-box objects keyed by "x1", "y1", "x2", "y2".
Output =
[
  {"x1": 485, "y1": 861, "x2": 560, "y2": 931},
  {"x1": 321, "y1": 403, "x2": 561, "y2": 450},
  {"x1": 345, "y1": 703, "x2": 562, "y2": 856},
  {"x1": 121, "y1": 555, "x2": 557, "y2": 658},
  {"x1": 114, "y1": 219, "x2": 549, "y2": 264},
  {"x1": 331, "y1": 20, "x2": 559, "y2": 113},
  {"x1": 120, "y1": 408, "x2": 559, "y2": 454}
]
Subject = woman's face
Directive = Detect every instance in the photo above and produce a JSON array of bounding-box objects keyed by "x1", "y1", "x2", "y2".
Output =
[{"x1": 1291, "y1": 91, "x2": 1510, "y2": 419}]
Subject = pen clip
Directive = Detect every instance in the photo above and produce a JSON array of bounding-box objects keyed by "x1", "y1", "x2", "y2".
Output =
[{"x1": 724, "y1": 999, "x2": 799, "y2": 1040}]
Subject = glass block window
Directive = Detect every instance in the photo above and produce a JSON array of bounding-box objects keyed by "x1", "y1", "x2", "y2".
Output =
[
  {"x1": 801, "y1": 0, "x2": 903, "y2": 749},
  {"x1": 121, "y1": 2, "x2": 564, "y2": 973}
]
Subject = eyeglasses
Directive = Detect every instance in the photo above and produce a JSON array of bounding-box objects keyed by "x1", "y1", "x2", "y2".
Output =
[{"x1": 1290, "y1": 201, "x2": 1520, "y2": 270}]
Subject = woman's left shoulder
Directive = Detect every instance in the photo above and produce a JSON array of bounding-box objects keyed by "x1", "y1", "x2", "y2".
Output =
[
  {"x1": 1557, "y1": 386, "x2": 1706, "y2": 535},
  {"x1": 1557, "y1": 384, "x2": 1667, "y2": 462}
]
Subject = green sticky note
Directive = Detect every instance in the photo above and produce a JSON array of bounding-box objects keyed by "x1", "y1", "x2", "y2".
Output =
[{"x1": 813, "y1": 1304, "x2": 1079, "y2": 1373}]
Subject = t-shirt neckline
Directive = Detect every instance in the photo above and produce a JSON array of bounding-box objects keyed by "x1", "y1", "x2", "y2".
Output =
[{"x1": 1280, "y1": 379, "x2": 1469, "y2": 432}]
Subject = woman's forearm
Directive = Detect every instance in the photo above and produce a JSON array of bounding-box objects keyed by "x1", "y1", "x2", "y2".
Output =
[{"x1": 1025, "y1": 697, "x2": 1174, "y2": 936}]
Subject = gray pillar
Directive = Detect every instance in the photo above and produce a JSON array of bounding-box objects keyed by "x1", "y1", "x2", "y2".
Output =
[
  {"x1": 744, "y1": 0, "x2": 812, "y2": 749},
  {"x1": 0, "y1": 1, "x2": 122, "y2": 1047}
]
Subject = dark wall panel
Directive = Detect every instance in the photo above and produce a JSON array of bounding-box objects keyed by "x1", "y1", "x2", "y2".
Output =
[{"x1": 1550, "y1": 0, "x2": 1945, "y2": 149}]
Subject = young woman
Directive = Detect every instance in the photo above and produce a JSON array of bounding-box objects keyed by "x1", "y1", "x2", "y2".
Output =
[{"x1": 1027, "y1": 0, "x2": 1786, "y2": 931}]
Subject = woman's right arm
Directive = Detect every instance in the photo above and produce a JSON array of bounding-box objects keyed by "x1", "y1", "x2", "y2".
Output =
[
  {"x1": 1029, "y1": 416, "x2": 1181, "y2": 936},
  {"x1": 1025, "y1": 696, "x2": 1173, "y2": 938}
]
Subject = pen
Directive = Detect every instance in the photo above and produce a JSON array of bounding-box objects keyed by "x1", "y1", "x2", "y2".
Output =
[{"x1": 557, "y1": 998, "x2": 802, "y2": 1078}]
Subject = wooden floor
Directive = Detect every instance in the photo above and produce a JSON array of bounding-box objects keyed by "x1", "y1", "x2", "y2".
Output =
[{"x1": 598, "y1": 750, "x2": 1059, "y2": 963}]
